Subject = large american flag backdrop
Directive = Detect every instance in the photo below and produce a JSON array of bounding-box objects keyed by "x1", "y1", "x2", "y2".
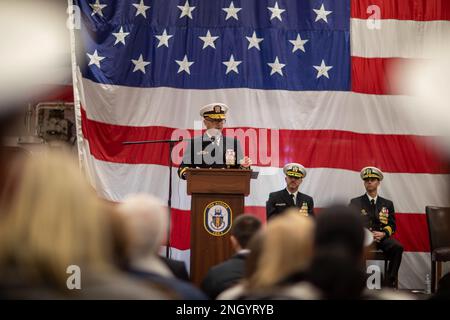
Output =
[{"x1": 71, "y1": 0, "x2": 450, "y2": 289}]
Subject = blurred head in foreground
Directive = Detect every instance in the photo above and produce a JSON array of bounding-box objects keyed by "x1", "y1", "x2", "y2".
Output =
[
  {"x1": 230, "y1": 214, "x2": 262, "y2": 252},
  {"x1": 0, "y1": 151, "x2": 112, "y2": 289},
  {"x1": 246, "y1": 210, "x2": 314, "y2": 292},
  {"x1": 0, "y1": 151, "x2": 168, "y2": 299},
  {"x1": 0, "y1": 0, "x2": 70, "y2": 109},
  {"x1": 309, "y1": 205, "x2": 367, "y2": 299},
  {"x1": 116, "y1": 194, "x2": 173, "y2": 277},
  {"x1": 117, "y1": 194, "x2": 169, "y2": 258}
]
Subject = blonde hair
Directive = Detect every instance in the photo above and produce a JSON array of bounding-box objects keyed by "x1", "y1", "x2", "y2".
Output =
[
  {"x1": 0, "y1": 150, "x2": 114, "y2": 288},
  {"x1": 247, "y1": 210, "x2": 315, "y2": 290}
]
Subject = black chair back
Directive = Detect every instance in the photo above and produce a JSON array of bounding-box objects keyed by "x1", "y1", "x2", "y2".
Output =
[{"x1": 426, "y1": 206, "x2": 450, "y2": 252}]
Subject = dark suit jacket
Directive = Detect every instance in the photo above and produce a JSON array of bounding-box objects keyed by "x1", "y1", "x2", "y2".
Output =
[
  {"x1": 200, "y1": 252, "x2": 247, "y2": 299},
  {"x1": 177, "y1": 134, "x2": 244, "y2": 179},
  {"x1": 160, "y1": 257, "x2": 189, "y2": 282},
  {"x1": 349, "y1": 194, "x2": 396, "y2": 237},
  {"x1": 129, "y1": 268, "x2": 207, "y2": 300},
  {"x1": 266, "y1": 189, "x2": 314, "y2": 220}
]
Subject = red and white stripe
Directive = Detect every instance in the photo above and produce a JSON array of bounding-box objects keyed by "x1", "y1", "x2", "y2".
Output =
[{"x1": 71, "y1": 0, "x2": 450, "y2": 289}]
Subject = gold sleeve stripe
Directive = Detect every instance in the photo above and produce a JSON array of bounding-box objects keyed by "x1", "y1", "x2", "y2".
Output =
[
  {"x1": 179, "y1": 167, "x2": 188, "y2": 177},
  {"x1": 383, "y1": 226, "x2": 393, "y2": 236}
]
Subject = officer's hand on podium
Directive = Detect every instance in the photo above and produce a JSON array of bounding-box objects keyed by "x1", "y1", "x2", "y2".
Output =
[{"x1": 239, "y1": 156, "x2": 252, "y2": 169}]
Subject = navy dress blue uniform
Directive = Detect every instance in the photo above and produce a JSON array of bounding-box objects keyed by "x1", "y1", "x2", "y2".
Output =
[
  {"x1": 177, "y1": 103, "x2": 245, "y2": 179},
  {"x1": 266, "y1": 189, "x2": 314, "y2": 220},
  {"x1": 177, "y1": 134, "x2": 243, "y2": 179},
  {"x1": 349, "y1": 166, "x2": 404, "y2": 287},
  {"x1": 350, "y1": 195, "x2": 396, "y2": 237},
  {"x1": 266, "y1": 163, "x2": 314, "y2": 220}
]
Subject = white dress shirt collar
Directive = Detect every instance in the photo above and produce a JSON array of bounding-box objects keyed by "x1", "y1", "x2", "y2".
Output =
[
  {"x1": 366, "y1": 193, "x2": 378, "y2": 204},
  {"x1": 205, "y1": 132, "x2": 221, "y2": 145},
  {"x1": 286, "y1": 188, "x2": 299, "y2": 199}
]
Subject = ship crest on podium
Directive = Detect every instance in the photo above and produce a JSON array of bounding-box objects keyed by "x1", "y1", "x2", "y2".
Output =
[{"x1": 204, "y1": 201, "x2": 232, "y2": 236}]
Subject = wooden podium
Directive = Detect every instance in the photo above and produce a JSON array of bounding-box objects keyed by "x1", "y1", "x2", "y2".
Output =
[{"x1": 186, "y1": 168, "x2": 252, "y2": 286}]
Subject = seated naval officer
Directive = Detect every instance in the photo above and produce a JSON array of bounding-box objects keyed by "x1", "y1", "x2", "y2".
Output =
[
  {"x1": 266, "y1": 163, "x2": 314, "y2": 220},
  {"x1": 349, "y1": 166, "x2": 404, "y2": 288},
  {"x1": 177, "y1": 103, "x2": 251, "y2": 179}
]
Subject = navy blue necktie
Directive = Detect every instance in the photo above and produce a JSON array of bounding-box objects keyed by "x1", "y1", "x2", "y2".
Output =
[{"x1": 370, "y1": 199, "x2": 376, "y2": 215}]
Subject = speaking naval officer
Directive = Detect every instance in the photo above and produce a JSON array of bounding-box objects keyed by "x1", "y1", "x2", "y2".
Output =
[{"x1": 177, "y1": 103, "x2": 251, "y2": 179}]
